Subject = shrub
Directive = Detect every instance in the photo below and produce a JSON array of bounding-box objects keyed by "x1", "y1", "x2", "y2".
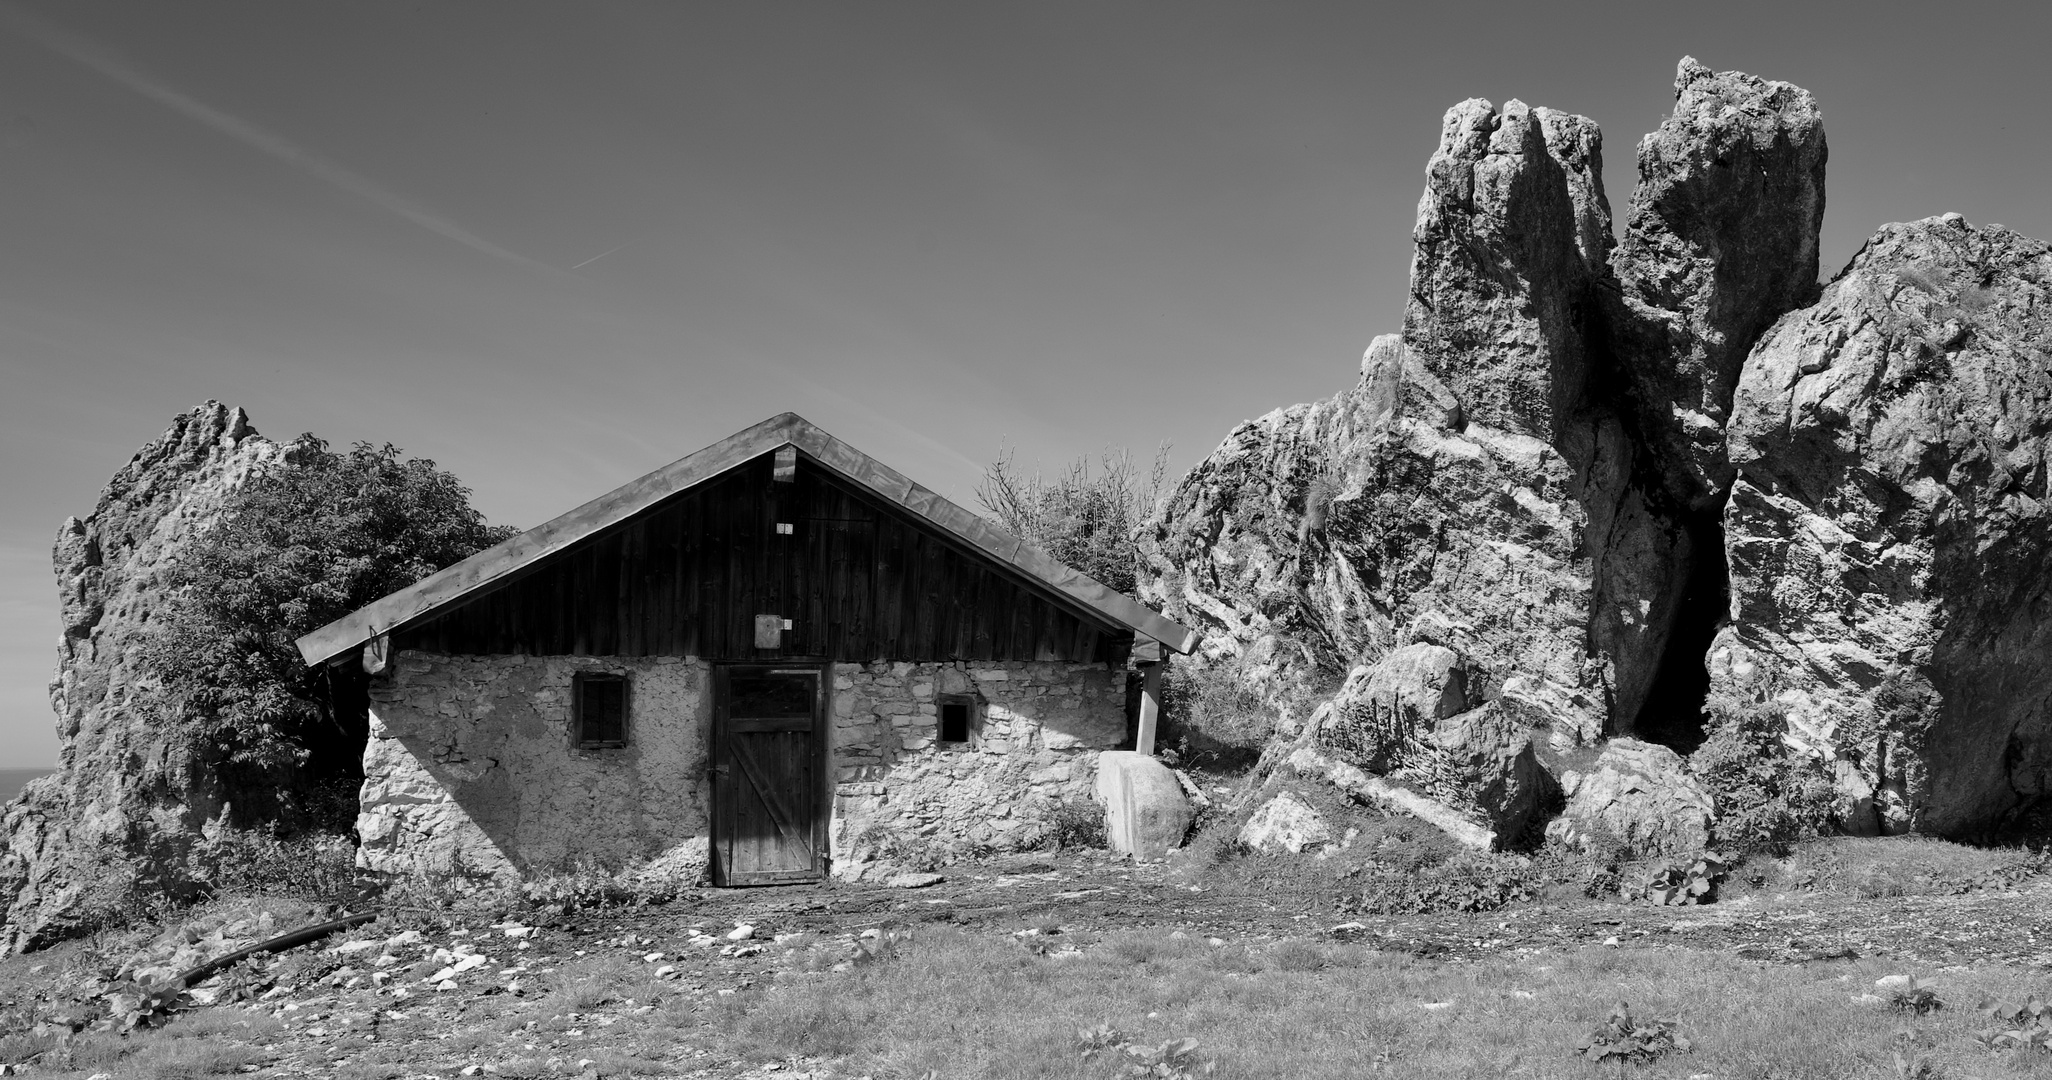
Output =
[
  {"x1": 1045, "y1": 800, "x2": 1107, "y2": 852},
  {"x1": 977, "y1": 442, "x2": 1170, "y2": 597},
  {"x1": 1345, "y1": 850, "x2": 1536, "y2": 915},
  {"x1": 1690, "y1": 684, "x2": 1837, "y2": 853},
  {"x1": 196, "y1": 828, "x2": 361, "y2": 906},
  {"x1": 1160, "y1": 658, "x2": 1273, "y2": 763},
  {"x1": 141, "y1": 438, "x2": 514, "y2": 834}
]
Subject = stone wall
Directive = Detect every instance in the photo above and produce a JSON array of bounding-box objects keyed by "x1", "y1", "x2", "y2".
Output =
[
  {"x1": 359, "y1": 653, "x2": 712, "y2": 880},
  {"x1": 828, "y1": 660, "x2": 1127, "y2": 877},
  {"x1": 358, "y1": 652, "x2": 1128, "y2": 882}
]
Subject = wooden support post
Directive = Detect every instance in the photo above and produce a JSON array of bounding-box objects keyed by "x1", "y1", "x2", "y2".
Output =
[{"x1": 1135, "y1": 660, "x2": 1162, "y2": 757}]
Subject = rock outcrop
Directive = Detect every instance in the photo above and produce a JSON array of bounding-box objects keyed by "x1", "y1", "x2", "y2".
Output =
[
  {"x1": 1614, "y1": 59, "x2": 1828, "y2": 508},
  {"x1": 1142, "y1": 57, "x2": 1837, "y2": 848},
  {"x1": 1715, "y1": 215, "x2": 2052, "y2": 835},
  {"x1": 1, "y1": 403, "x2": 281, "y2": 951}
]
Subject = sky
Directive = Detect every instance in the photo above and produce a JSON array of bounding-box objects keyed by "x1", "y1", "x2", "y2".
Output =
[{"x1": 2, "y1": 0, "x2": 2048, "y2": 768}]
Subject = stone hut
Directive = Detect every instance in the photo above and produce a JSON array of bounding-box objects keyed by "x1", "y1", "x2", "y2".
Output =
[{"x1": 295, "y1": 413, "x2": 1197, "y2": 885}]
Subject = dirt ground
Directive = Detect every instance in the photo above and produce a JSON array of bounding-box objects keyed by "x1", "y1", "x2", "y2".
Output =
[{"x1": 5, "y1": 848, "x2": 2052, "y2": 1078}]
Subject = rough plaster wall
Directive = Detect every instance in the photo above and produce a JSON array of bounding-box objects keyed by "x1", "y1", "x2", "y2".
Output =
[
  {"x1": 357, "y1": 653, "x2": 1128, "y2": 882},
  {"x1": 357, "y1": 653, "x2": 711, "y2": 879},
  {"x1": 828, "y1": 660, "x2": 1127, "y2": 877}
]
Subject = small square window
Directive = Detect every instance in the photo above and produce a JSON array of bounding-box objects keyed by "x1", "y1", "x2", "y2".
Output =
[
  {"x1": 938, "y1": 694, "x2": 975, "y2": 743},
  {"x1": 575, "y1": 673, "x2": 629, "y2": 748}
]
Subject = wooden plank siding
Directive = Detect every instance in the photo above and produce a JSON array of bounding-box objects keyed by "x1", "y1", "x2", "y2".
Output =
[{"x1": 394, "y1": 451, "x2": 1132, "y2": 665}]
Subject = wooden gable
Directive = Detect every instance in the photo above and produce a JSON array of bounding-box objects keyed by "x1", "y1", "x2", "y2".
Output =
[{"x1": 392, "y1": 447, "x2": 1131, "y2": 664}]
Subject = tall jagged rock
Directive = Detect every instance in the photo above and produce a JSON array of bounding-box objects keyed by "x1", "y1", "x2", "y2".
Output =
[
  {"x1": 0, "y1": 403, "x2": 281, "y2": 951},
  {"x1": 1614, "y1": 57, "x2": 1828, "y2": 510},
  {"x1": 1715, "y1": 215, "x2": 2052, "y2": 835},
  {"x1": 1142, "y1": 59, "x2": 1835, "y2": 834}
]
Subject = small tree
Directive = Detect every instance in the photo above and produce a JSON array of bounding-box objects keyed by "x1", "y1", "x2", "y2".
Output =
[
  {"x1": 976, "y1": 443, "x2": 1171, "y2": 597},
  {"x1": 142, "y1": 438, "x2": 516, "y2": 833}
]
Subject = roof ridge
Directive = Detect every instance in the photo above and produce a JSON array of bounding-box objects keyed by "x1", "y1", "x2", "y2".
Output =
[{"x1": 294, "y1": 412, "x2": 1196, "y2": 665}]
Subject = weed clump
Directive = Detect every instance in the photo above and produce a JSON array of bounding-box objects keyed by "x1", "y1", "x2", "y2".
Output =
[{"x1": 1575, "y1": 1002, "x2": 1691, "y2": 1063}]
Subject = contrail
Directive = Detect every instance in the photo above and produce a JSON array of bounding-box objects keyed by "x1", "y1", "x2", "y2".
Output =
[
  {"x1": 570, "y1": 240, "x2": 633, "y2": 271},
  {"x1": 0, "y1": 3, "x2": 552, "y2": 274}
]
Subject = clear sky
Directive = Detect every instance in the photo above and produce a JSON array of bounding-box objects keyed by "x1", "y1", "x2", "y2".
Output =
[{"x1": 2, "y1": 0, "x2": 2048, "y2": 768}]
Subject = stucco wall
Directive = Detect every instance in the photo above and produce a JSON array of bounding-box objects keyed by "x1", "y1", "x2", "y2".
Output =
[
  {"x1": 358, "y1": 652, "x2": 1128, "y2": 882},
  {"x1": 358, "y1": 654, "x2": 712, "y2": 879}
]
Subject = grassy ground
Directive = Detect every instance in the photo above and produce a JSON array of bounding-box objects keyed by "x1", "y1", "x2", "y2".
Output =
[
  {"x1": 11, "y1": 924, "x2": 2052, "y2": 1079},
  {"x1": 3, "y1": 833, "x2": 2051, "y2": 1078}
]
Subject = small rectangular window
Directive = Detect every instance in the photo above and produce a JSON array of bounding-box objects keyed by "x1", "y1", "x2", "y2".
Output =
[
  {"x1": 938, "y1": 694, "x2": 974, "y2": 743},
  {"x1": 576, "y1": 673, "x2": 629, "y2": 748}
]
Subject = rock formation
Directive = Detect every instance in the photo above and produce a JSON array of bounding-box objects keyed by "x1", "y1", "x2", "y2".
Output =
[
  {"x1": 1142, "y1": 57, "x2": 1836, "y2": 846},
  {"x1": 1715, "y1": 214, "x2": 2052, "y2": 835},
  {"x1": 1, "y1": 403, "x2": 281, "y2": 951}
]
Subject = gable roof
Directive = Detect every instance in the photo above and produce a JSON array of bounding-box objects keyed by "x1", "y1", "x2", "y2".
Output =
[{"x1": 295, "y1": 412, "x2": 1198, "y2": 666}]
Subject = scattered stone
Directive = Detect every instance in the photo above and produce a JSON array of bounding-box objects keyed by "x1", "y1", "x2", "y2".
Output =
[
  {"x1": 1238, "y1": 792, "x2": 1333, "y2": 854},
  {"x1": 726, "y1": 924, "x2": 757, "y2": 942}
]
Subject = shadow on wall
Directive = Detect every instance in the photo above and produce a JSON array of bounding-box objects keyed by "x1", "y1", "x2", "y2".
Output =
[{"x1": 356, "y1": 653, "x2": 714, "y2": 881}]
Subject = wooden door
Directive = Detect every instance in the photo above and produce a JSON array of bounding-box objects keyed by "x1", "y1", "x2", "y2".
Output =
[{"x1": 712, "y1": 664, "x2": 826, "y2": 885}]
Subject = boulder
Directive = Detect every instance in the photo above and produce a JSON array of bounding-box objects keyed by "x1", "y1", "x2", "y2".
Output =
[
  {"x1": 1716, "y1": 214, "x2": 2052, "y2": 835},
  {"x1": 2, "y1": 403, "x2": 282, "y2": 952},
  {"x1": 1284, "y1": 745, "x2": 1494, "y2": 851},
  {"x1": 1546, "y1": 739, "x2": 1715, "y2": 857},
  {"x1": 1094, "y1": 751, "x2": 1192, "y2": 860},
  {"x1": 1421, "y1": 700, "x2": 1552, "y2": 843},
  {"x1": 1238, "y1": 791, "x2": 1333, "y2": 854},
  {"x1": 1318, "y1": 643, "x2": 1471, "y2": 770}
]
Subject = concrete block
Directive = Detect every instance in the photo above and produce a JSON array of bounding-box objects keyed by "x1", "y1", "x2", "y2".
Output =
[{"x1": 1094, "y1": 751, "x2": 1192, "y2": 860}]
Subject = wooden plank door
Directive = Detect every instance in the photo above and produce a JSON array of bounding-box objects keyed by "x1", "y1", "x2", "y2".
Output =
[{"x1": 712, "y1": 664, "x2": 826, "y2": 885}]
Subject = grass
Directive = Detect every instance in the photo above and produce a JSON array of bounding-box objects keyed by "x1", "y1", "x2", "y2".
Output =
[
  {"x1": 708, "y1": 928, "x2": 2052, "y2": 1079},
  {"x1": 1764, "y1": 836, "x2": 2047, "y2": 899}
]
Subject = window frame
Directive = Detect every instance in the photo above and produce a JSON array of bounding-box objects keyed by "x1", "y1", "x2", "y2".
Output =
[
  {"x1": 936, "y1": 693, "x2": 976, "y2": 745},
  {"x1": 573, "y1": 671, "x2": 631, "y2": 750}
]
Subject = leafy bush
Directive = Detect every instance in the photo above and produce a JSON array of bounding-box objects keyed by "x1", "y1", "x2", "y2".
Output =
[
  {"x1": 1642, "y1": 852, "x2": 1729, "y2": 906},
  {"x1": 141, "y1": 438, "x2": 514, "y2": 833},
  {"x1": 1345, "y1": 850, "x2": 1536, "y2": 915},
  {"x1": 1575, "y1": 1002, "x2": 1691, "y2": 1063},
  {"x1": 1691, "y1": 684, "x2": 1838, "y2": 853},
  {"x1": 1976, "y1": 994, "x2": 2052, "y2": 1054},
  {"x1": 977, "y1": 442, "x2": 1170, "y2": 596},
  {"x1": 1077, "y1": 1024, "x2": 1216, "y2": 1079},
  {"x1": 1890, "y1": 976, "x2": 1943, "y2": 1015}
]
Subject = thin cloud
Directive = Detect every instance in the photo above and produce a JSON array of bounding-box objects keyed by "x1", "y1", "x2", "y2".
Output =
[{"x1": 0, "y1": 3, "x2": 553, "y2": 273}]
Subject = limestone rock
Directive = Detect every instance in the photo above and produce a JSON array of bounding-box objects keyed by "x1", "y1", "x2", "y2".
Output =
[
  {"x1": 1318, "y1": 644, "x2": 1471, "y2": 771},
  {"x1": 1, "y1": 403, "x2": 282, "y2": 951},
  {"x1": 1715, "y1": 214, "x2": 2052, "y2": 835},
  {"x1": 1546, "y1": 739, "x2": 1715, "y2": 856},
  {"x1": 1283, "y1": 745, "x2": 1494, "y2": 851},
  {"x1": 1613, "y1": 57, "x2": 1828, "y2": 508},
  {"x1": 1238, "y1": 791, "x2": 1333, "y2": 854},
  {"x1": 1094, "y1": 751, "x2": 1192, "y2": 860},
  {"x1": 1140, "y1": 59, "x2": 1832, "y2": 768},
  {"x1": 1421, "y1": 700, "x2": 1552, "y2": 843}
]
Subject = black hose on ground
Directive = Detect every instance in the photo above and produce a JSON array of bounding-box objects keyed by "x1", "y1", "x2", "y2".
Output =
[{"x1": 174, "y1": 911, "x2": 378, "y2": 988}]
